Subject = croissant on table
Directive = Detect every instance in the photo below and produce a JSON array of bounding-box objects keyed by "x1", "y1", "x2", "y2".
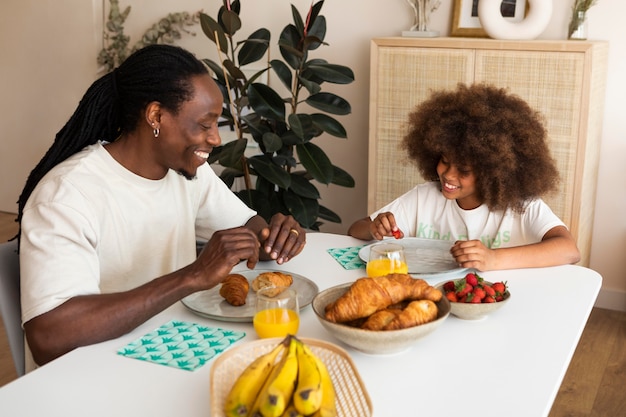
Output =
[
  {"x1": 324, "y1": 274, "x2": 442, "y2": 323},
  {"x1": 382, "y1": 299, "x2": 438, "y2": 330},
  {"x1": 219, "y1": 274, "x2": 250, "y2": 306},
  {"x1": 251, "y1": 271, "x2": 293, "y2": 297},
  {"x1": 361, "y1": 308, "x2": 403, "y2": 330}
]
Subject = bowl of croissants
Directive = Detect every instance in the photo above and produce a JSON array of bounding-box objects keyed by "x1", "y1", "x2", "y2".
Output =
[{"x1": 312, "y1": 274, "x2": 450, "y2": 355}]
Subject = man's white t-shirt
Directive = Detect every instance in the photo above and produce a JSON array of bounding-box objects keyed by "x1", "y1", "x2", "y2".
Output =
[
  {"x1": 371, "y1": 182, "x2": 565, "y2": 248},
  {"x1": 20, "y1": 142, "x2": 257, "y2": 325}
]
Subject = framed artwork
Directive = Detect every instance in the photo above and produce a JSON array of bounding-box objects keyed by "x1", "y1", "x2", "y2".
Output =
[{"x1": 451, "y1": 0, "x2": 526, "y2": 37}]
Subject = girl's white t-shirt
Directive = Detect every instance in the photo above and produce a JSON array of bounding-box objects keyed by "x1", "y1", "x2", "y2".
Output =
[{"x1": 371, "y1": 181, "x2": 565, "y2": 248}]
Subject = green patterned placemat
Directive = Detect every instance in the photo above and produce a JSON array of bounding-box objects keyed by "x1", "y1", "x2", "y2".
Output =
[
  {"x1": 327, "y1": 245, "x2": 367, "y2": 270},
  {"x1": 117, "y1": 320, "x2": 245, "y2": 371}
]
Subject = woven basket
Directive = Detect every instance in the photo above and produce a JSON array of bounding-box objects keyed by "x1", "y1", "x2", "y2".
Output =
[{"x1": 210, "y1": 337, "x2": 373, "y2": 416}]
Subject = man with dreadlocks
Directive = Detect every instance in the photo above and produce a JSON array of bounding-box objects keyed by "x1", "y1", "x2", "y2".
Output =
[{"x1": 16, "y1": 45, "x2": 307, "y2": 370}]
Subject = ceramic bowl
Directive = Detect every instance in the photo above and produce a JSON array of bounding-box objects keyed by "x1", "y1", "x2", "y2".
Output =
[
  {"x1": 434, "y1": 279, "x2": 511, "y2": 320},
  {"x1": 312, "y1": 282, "x2": 450, "y2": 355}
]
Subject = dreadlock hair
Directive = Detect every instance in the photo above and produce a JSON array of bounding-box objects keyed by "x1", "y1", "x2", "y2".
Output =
[{"x1": 15, "y1": 44, "x2": 208, "y2": 243}]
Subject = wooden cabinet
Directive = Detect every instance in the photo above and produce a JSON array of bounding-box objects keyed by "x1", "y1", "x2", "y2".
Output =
[{"x1": 368, "y1": 37, "x2": 608, "y2": 266}]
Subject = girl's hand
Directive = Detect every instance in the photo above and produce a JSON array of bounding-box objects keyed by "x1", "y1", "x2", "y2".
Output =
[
  {"x1": 450, "y1": 239, "x2": 496, "y2": 271},
  {"x1": 370, "y1": 212, "x2": 404, "y2": 240}
]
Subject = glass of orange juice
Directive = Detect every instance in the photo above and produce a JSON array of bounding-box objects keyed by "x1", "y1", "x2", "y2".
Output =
[
  {"x1": 366, "y1": 243, "x2": 409, "y2": 277},
  {"x1": 253, "y1": 286, "x2": 299, "y2": 338}
]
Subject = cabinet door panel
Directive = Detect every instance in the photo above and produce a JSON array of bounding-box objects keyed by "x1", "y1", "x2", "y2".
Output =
[{"x1": 474, "y1": 50, "x2": 586, "y2": 229}]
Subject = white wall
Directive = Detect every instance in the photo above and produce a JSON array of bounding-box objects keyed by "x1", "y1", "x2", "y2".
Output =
[{"x1": 1, "y1": 0, "x2": 623, "y2": 311}]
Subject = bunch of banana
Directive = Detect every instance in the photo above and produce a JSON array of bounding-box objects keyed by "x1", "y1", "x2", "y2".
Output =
[{"x1": 223, "y1": 335, "x2": 338, "y2": 417}]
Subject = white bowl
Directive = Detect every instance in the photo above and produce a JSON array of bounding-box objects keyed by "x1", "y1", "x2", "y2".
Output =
[
  {"x1": 312, "y1": 282, "x2": 450, "y2": 355},
  {"x1": 434, "y1": 279, "x2": 511, "y2": 320}
]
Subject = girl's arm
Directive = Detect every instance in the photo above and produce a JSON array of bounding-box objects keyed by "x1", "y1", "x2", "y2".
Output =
[{"x1": 450, "y1": 225, "x2": 581, "y2": 271}]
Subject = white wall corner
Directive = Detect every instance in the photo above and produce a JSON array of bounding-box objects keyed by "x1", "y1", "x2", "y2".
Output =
[{"x1": 594, "y1": 287, "x2": 626, "y2": 312}]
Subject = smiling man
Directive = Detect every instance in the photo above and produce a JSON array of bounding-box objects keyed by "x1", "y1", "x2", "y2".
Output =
[{"x1": 16, "y1": 45, "x2": 306, "y2": 370}]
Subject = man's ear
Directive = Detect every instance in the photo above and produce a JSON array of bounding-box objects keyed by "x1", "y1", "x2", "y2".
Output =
[{"x1": 145, "y1": 101, "x2": 162, "y2": 129}]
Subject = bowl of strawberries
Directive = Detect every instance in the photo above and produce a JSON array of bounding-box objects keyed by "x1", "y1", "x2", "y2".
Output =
[{"x1": 435, "y1": 272, "x2": 510, "y2": 320}]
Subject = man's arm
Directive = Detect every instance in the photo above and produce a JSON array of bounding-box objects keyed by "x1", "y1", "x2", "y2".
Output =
[{"x1": 24, "y1": 227, "x2": 261, "y2": 366}]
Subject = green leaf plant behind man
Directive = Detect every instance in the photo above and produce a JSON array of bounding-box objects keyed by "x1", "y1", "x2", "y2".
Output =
[{"x1": 200, "y1": 0, "x2": 356, "y2": 231}]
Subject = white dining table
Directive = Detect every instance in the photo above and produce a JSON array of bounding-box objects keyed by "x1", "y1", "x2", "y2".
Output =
[{"x1": 0, "y1": 232, "x2": 602, "y2": 417}]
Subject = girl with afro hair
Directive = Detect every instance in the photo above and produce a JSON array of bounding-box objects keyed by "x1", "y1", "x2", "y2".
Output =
[{"x1": 349, "y1": 83, "x2": 580, "y2": 271}]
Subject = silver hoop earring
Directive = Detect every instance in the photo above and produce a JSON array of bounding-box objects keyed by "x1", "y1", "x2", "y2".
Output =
[{"x1": 153, "y1": 128, "x2": 160, "y2": 138}]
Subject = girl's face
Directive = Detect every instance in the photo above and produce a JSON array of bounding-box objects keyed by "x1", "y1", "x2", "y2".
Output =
[{"x1": 436, "y1": 155, "x2": 481, "y2": 210}]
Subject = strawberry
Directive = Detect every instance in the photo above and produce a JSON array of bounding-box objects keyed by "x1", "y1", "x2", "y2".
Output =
[
  {"x1": 483, "y1": 296, "x2": 496, "y2": 303},
  {"x1": 466, "y1": 293, "x2": 481, "y2": 303},
  {"x1": 443, "y1": 281, "x2": 456, "y2": 292},
  {"x1": 456, "y1": 283, "x2": 473, "y2": 298},
  {"x1": 492, "y1": 281, "x2": 507, "y2": 295},
  {"x1": 465, "y1": 272, "x2": 478, "y2": 286},
  {"x1": 392, "y1": 228, "x2": 402, "y2": 239},
  {"x1": 473, "y1": 286, "x2": 486, "y2": 300},
  {"x1": 483, "y1": 284, "x2": 496, "y2": 297},
  {"x1": 445, "y1": 291, "x2": 458, "y2": 302}
]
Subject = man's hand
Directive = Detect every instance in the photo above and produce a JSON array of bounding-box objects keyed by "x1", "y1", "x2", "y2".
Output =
[
  {"x1": 259, "y1": 213, "x2": 306, "y2": 264},
  {"x1": 194, "y1": 226, "x2": 261, "y2": 287}
]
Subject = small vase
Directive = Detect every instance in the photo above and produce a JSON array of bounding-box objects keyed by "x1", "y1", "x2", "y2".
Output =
[{"x1": 569, "y1": 11, "x2": 588, "y2": 40}]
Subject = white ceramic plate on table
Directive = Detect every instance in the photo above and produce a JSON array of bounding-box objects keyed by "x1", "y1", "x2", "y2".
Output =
[
  {"x1": 358, "y1": 237, "x2": 469, "y2": 278},
  {"x1": 181, "y1": 269, "x2": 318, "y2": 323}
]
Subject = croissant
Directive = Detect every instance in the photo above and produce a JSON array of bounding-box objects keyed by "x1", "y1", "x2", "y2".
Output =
[
  {"x1": 361, "y1": 308, "x2": 403, "y2": 330},
  {"x1": 219, "y1": 274, "x2": 250, "y2": 306},
  {"x1": 383, "y1": 299, "x2": 438, "y2": 330},
  {"x1": 324, "y1": 274, "x2": 442, "y2": 323},
  {"x1": 251, "y1": 271, "x2": 293, "y2": 297}
]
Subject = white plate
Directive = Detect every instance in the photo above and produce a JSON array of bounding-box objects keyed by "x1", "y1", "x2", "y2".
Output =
[
  {"x1": 359, "y1": 237, "x2": 468, "y2": 276},
  {"x1": 181, "y1": 269, "x2": 319, "y2": 322}
]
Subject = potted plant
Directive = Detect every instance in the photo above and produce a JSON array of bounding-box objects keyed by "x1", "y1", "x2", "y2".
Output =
[{"x1": 199, "y1": 0, "x2": 355, "y2": 230}]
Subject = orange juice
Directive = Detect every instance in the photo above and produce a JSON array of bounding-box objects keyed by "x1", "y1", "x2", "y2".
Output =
[
  {"x1": 253, "y1": 308, "x2": 299, "y2": 338},
  {"x1": 366, "y1": 258, "x2": 409, "y2": 277}
]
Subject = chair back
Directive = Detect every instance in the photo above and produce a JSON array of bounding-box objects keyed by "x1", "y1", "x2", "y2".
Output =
[{"x1": 0, "y1": 240, "x2": 24, "y2": 376}]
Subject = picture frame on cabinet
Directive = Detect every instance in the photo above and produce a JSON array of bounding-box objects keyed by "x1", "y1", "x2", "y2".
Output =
[{"x1": 451, "y1": 0, "x2": 526, "y2": 37}]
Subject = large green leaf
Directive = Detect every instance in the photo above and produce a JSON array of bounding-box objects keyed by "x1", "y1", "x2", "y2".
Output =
[
  {"x1": 235, "y1": 189, "x2": 274, "y2": 221},
  {"x1": 308, "y1": 1, "x2": 325, "y2": 32},
  {"x1": 311, "y1": 113, "x2": 346, "y2": 138},
  {"x1": 248, "y1": 83, "x2": 286, "y2": 120},
  {"x1": 223, "y1": 59, "x2": 245, "y2": 81},
  {"x1": 289, "y1": 173, "x2": 320, "y2": 199},
  {"x1": 318, "y1": 204, "x2": 342, "y2": 223},
  {"x1": 283, "y1": 190, "x2": 319, "y2": 228},
  {"x1": 306, "y1": 92, "x2": 351, "y2": 115},
  {"x1": 248, "y1": 155, "x2": 291, "y2": 189},
  {"x1": 296, "y1": 142, "x2": 333, "y2": 184},
  {"x1": 288, "y1": 114, "x2": 315, "y2": 140},
  {"x1": 307, "y1": 63, "x2": 354, "y2": 84},
  {"x1": 218, "y1": 9, "x2": 241, "y2": 36},
  {"x1": 217, "y1": 138, "x2": 247, "y2": 168},
  {"x1": 202, "y1": 58, "x2": 226, "y2": 85},
  {"x1": 331, "y1": 165, "x2": 355, "y2": 187},
  {"x1": 238, "y1": 28, "x2": 270, "y2": 66},
  {"x1": 262, "y1": 132, "x2": 283, "y2": 153},
  {"x1": 270, "y1": 59, "x2": 292, "y2": 91},
  {"x1": 199, "y1": 13, "x2": 228, "y2": 54},
  {"x1": 290, "y1": 4, "x2": 305, "y2": 35},
  {"x1": 241, "y1": 113, "x2": 268, "y2": 141},
  {"x1": 219, "y1": 167, "x2": 244, "y2": 188},
  {"x1": 305, "y1": 15, "x2": 326, "y2": 50},
  {"x1": 297, "y1": 75, "x2": 321, "y2": 95},
  {"x1": 278, "y1": 25, "x2": 303, "y2": 69}
]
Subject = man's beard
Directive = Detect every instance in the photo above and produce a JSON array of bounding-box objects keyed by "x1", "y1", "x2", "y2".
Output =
[{"x1": 177, "y1": 170, "x2": 197, "y2": 181}]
